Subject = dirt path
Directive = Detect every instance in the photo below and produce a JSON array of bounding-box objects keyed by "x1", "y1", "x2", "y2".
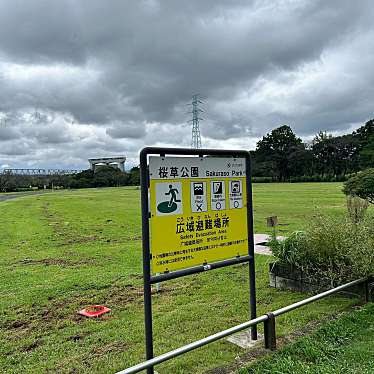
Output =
[{"x1": 0, "y1": 191, "x2": 51, "y2": 202}]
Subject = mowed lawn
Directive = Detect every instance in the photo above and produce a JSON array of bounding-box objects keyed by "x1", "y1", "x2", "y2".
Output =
[
  {"x1": 241, "y1": 303, "x2": 374, "y2": 374},
  {"x1": 0, "y1": 183, "x2": 366, "y2": 373}
]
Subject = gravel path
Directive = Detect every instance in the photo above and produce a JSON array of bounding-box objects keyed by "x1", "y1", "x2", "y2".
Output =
[
  {"x1": 254, "y1": 233, "x2": 285, "y2": 255},
  {"x1": 0, "y1": 191, "x2": 50, "y2": 202}
]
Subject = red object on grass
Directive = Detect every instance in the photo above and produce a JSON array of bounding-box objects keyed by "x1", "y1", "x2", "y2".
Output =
[{"x1": 78, "y1": 305, "x2": 111, "y2": 318}]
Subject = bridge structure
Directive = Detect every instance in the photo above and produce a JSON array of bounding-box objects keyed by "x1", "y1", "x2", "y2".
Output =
[
  {"x1": 1, "y1": 168, "x2": 81, "y2": 176},
  {"x1": 88, "y1": 156, "x2": 126, "y2": 172}
]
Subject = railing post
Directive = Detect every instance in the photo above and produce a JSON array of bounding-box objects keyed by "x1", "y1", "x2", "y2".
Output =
[
  {"x1": 264, "y1": 312, "x2": 276, "y2": 351},
  {"x1": 364, "y1": 279, "x2": 370, "y2": 303},
  {"x1": 364, "y1": 277, "x2": 373, "y2": 303}
]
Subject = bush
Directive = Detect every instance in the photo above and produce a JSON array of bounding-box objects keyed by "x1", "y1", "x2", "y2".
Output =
[
  {"x1": 269, "y1": 214, "x2": 374, "y2": 284},
  {"x1": 268, "y1": 231, "x2": 306, "y2": 266},
  {"x1": 343, "y1": 168, "x2": 374, "y2": 204},
  {"x1": 346, "y1": 196, "x2": 369, "y2": 223}
]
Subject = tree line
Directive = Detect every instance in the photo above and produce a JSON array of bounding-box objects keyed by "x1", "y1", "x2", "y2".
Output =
[
  {"x1": 1, "y1": 119, "x2": 373, "y2": 191},
  {"x1": 251, "y1": 119, "x2": 374, "y2": 182},
  {"x1": 0, "y1": 166, "x2": 140, "y2": 192}
]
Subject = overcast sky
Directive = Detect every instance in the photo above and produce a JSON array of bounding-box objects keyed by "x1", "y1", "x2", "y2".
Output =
[{"x1": 0, "y1": 0, "x2": 374, "y2": 170}]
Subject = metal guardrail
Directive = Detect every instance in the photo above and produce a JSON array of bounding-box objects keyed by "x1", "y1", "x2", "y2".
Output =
[{"x1": 117, "y1": 276, "x2": 372, "y2": 374}]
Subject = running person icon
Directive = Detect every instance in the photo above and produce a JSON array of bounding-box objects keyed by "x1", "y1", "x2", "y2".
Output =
[
  {"x1": 165, "y1": 185, "x2": 181, "y2": 207},
  {"x1": 156, "y1": 182, "x2": 183, "y2": 214}
]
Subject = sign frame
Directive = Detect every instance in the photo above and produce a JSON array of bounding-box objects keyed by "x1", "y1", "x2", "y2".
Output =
[{"x1": 140, "y1": 147, "x2": 257, "y2": 374}]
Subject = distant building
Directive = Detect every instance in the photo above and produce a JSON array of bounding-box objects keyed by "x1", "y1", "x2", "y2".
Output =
[{"x1": 88, "y1": 156, "x2": 126, "y2": 172}]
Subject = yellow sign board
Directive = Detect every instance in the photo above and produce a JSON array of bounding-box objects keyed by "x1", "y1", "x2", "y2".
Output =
[{"x1": 149, "y1": 156, "x2": 249, "y2": 273}]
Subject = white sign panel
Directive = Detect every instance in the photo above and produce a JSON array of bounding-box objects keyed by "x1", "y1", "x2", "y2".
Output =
[
  {"x1": 190, "y1": 181, "x2": 207, "y2": 212},
  {"x1": 155, "y1": 182, "x2": 183, "y2": 216},
  {"x1": 229, "y1": 180, "x2": 243, "y2": 209},
  {"x1": 211, "y1": 180, "x2": 226, "y2": 210}
]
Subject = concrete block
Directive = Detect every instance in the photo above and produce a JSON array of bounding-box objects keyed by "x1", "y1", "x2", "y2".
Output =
[{"x1": 226, "y1": 330, "x2": 263, "y2": 349}]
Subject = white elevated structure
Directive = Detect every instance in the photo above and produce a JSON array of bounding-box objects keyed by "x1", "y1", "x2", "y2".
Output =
[{"x1": 88, "y1": 156, "x2": 126, "y2": 172}]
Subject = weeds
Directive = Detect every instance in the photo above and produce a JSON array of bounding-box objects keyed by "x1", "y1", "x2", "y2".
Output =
[
  {"x1": 269, "y1": 214, "x2": 374, "y2": 284},
  {"x1": 346, "y1": 196, "x2": 369, "y2": 223}
]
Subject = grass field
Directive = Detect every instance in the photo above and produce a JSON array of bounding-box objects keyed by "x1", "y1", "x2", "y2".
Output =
[
  {"x1": 0, "y1": 183, "x2": 368, "y2": 373},
  {"x1": 241, "y1": 303, "x2": 374, "y2": 373}
]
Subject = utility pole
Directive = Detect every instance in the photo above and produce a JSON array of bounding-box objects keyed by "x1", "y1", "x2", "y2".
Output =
[{"x1": 190, "y1": 94, "x2": 203, "y2": 149}]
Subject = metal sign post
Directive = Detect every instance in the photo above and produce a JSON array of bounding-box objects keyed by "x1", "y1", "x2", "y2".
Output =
[{"x1": 140, "y1": 147, "x2": 257, "y2": 374}]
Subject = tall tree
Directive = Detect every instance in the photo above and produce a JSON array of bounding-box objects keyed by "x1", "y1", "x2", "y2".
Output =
[
  {"x1": 312, "y1": 132, "x2": 359, "y2": 176},
  {"x1": 128, "y1": 166, "x2": 140, "y2": 185},
  {"x1": 359, "y1": 135, "x2": 374, "y2": 169},
  {"x1": 255, "y1": 125, "x2": 305, "y2": 181},
  {"x1": 311, "y1": 132, "x2": 334, "y2": 176},
  {"x1": 354, "y1": 119, "x2": 374, "y2": 146},
  {"x1": 354, "y1": 119, "x2": 374, "y2": 169},
  {"x1": 334, "y1": 134, "x2": 360, "y2": 175}
]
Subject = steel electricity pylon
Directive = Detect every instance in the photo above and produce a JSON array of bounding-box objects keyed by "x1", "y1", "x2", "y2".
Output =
[
  {"x1": 32, "y1": 108, "x2": 42, "y2": 122},
  {"x1": 0, "y1": 117, "x2": 6, "y2": 128},
  {"x1": 189, "y1": 94, "x2": 203, "y2": 149}
]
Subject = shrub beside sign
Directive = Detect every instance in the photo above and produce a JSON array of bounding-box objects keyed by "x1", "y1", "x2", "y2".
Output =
[{"x1": 149, "y1": 155, "x2": 249, "y2": 273}]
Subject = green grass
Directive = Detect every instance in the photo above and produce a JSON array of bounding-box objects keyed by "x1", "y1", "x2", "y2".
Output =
[
  {"x1": 252, "y1": 182, "x2": 349, "y2": 233},
  {"x1": 240, "y1": 303, "x2": 374, "y2": 374},
  {"x1": 0, "y1": 183, "x2": 368, "y2": 373}
]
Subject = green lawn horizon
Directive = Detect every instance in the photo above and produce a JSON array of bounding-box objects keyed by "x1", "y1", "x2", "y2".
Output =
[{"x1": 0, "y1": 183, "x2": 369, "y2": 373}]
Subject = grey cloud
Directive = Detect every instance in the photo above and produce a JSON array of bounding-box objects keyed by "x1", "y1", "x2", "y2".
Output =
[
  {"x1": 106, "y1": 122, "x2": 146, "y2": 139},
  {"x1": 0, "y1": 0, "x2": 373, "y2": 168},
  {"x1": 0, "y1": 1, "x2": 87, "y2": 65},
  {"x1": 36, "y1": 126, "x2": 72, "y2": 144},
  {"x1": 0, "y1": 126, "x2": 19, "y2": 141},
  {"x1": 0, "y1": 140, "x2": 30, "y2": 156}
]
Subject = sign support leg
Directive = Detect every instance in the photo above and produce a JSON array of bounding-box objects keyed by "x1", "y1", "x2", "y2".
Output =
[
  {"x1": 249, "y1": 258, "x2": 257, "y2": 340},
  {"x1": 246, "y1": 155, "x2": 257, "y2": 340},
  {"x1": 140, "y1": 150, "x2": 154, "y2": 374},
  {"x1": 144, "y1": 274, "x2": 154, "y2": 374}
]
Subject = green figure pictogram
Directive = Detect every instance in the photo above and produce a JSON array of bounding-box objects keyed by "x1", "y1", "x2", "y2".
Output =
[{"x1": 157, "y1": 185, "x2": 181, "y2": 213}]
